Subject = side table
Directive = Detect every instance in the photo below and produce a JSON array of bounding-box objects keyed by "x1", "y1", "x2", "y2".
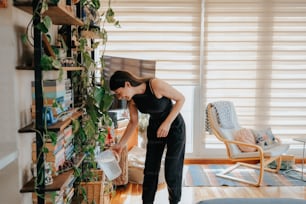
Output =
[{"x1": 284, "y1": 137, "x2": 306, "y2": 181}]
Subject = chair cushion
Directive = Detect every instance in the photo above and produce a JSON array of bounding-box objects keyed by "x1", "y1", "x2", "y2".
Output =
[
  {"x1": 220, "y1": 128, "x2": 242, "y2": 155},
  {"x1": 231, "y1": 143, "x2": 289, "y2": 159},
  {"x1": 263, "y1": 143, "x2": 290, "y2": 157},
  {"x1": 252, "y1": 128, "x2": 277, "y2": 148},
  {"x1": 234, "y1": 128, "x2": 257, "y2": 152}
]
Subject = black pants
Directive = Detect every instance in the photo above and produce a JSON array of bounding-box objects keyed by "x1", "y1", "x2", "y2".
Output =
[{"x1": 142, "y1": 113, "x2": 186, "y2": 204}]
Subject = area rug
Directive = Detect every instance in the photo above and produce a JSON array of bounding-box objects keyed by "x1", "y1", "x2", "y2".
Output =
[{"x1": 183, "y1": 164, "x2": 306, "y2": 187}]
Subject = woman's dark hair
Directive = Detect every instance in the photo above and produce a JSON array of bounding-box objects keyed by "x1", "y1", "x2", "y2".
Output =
[{"x1": 109, "y1": 70, "x2": 148, "y2": 91}]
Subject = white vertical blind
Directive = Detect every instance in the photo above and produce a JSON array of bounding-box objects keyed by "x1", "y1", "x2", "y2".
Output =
[
  {"x1": 99, "y1": 0, "x2": 201, "y2": 85},
  {"x1": 203, "y1": 0, "x2": 306, "y2": 144},
  {"x1": 97, "y1": 0, "x2": 306, "y2": 156}
]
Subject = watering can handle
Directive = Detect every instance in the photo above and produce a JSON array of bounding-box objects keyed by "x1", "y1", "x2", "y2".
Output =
[{"x1": 112, "y1": 150, "x2": 120, "y2": 162}]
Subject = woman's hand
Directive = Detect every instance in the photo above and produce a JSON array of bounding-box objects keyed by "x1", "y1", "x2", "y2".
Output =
[
  {"x1": 157, "y1": 122, "x2": 171, "y2": 138},
  {"x1": 111, "y1": 143, "x2": 123, "y2": 155}
]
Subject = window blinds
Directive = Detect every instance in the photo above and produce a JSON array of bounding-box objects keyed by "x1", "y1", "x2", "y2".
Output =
[
  {"x1": 100, "y1": 0, "x2": 201, "y2": 85},
  {"x1": 203, "y1": 0, "x2": 306, "y2": 142}
]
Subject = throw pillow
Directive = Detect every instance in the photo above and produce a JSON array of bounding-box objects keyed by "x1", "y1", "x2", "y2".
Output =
[
  {"x1": 233, "y1": 128, "x2": 257, "y2": 152},
  {"x1": 252, "y1": 128, "x2": 276, "y2": 149}
]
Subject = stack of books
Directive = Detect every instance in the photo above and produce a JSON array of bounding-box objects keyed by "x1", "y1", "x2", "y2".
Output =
[
  {"x1": 31, "y1": 79, "x2": 73, "y2": 125},
  {"x1": 32, "y1": 125, "x2": 74, "y2": 174},
  {"x1": 32, "y1": 173, "x2": 75, "y2": 204}
]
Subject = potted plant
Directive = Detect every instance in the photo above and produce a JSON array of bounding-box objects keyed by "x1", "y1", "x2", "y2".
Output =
[{"x1": 71, "y1": 0, "x2": 120, "y2": 203}]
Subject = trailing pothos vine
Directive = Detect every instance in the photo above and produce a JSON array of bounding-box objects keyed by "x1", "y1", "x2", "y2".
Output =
[{"x1": 22, "y1": 0, "x2": 120, "y2": 201}]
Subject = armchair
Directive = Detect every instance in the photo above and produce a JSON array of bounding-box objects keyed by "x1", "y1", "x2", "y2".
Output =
[{"x1": 206, "y1": 101, "x2": 289, "y2": 186}]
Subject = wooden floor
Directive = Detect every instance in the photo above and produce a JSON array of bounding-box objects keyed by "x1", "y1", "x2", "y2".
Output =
[{"x1": 110, "y1": 165, "x2": 306, "y2": 204}]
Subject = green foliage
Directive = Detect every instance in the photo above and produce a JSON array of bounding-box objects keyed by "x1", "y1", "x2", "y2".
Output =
[
  {"x1": 81, "y1": 0, "x2": 100, "y2": 10},
  {"x1": 45, "y1": 131, "x2": 58, "y2": 146},
  {"x1": 40, "y1": 54, "x2": 63, "y2": 79},
  {"x1": 24, "y1": 0, "x2": 119, "y2": 200},
  {"x1": 40, "y1": 54, "x2": 53, "y2": 70},
  {"x1": 36, "y1": 16, "x2": 52, "y2": 33}
]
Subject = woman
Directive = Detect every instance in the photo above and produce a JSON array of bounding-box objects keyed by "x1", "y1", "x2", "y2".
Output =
[{"x1": 109, "y1": 70, "x2": 186, "y2": 204}]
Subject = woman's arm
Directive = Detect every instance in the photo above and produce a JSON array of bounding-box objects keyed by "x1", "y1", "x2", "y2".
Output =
[
  {"x1": 150, "y1": 78, "x2": 185, "y2": 137},
  {"x1": 112, "y1": 100, "x2": 139, "y2": 154}
]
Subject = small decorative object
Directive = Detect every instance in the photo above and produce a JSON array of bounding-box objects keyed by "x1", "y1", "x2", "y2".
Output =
[
  {"x1": 45, "y1": 162, "x2": 53, "y2": 185},
  {"x1": 60, "y1": 57, "x2": 76, "y2": 67}
]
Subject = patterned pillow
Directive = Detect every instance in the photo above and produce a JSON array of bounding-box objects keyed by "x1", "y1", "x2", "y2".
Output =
[
  {"x1": 252, "y1": 128, "x2": 276, "y2": 149},
  {"x1": 233, "y1": 128, "x2": 257, "y2": 152}
]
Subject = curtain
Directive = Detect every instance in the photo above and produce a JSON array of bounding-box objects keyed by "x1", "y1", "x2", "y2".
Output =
[
  {"x1": 100, "y1": 0, "x2": 201, "y2": 85},
  {"x1": 203, "y1": 0, "x2": 306, "y2": 149},
  {"x1": 97, "y1": 0, "x2": 306, "y2": 156}
]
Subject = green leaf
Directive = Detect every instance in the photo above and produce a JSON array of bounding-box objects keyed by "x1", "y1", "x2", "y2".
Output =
[
  {"x1": 79, "y1": 38, "x2": 87, "y2": 52},
  {"x1": 94, "y1": 87, "x2": 104, "y2": 105},
  {"x1": 92, "y1": 0, "x2": 100, "y2": 9},
  {"x1": 41, "y1": 54, "x2": 53, "y2": 70},
  {"x1": 42, "y1": 147, "x2": 49, "y2": 153},
  {"x1": 46, "y1": 131, "x2": 58, "y2": 145},
  {"x1": 83, "y1": 52, "x2": 94, "y2": 69},
  {"x1": 52, "y1": 59, "x2": 62, "y2": 69},
  {"x1": 114, "y1": 20, "x2": 121, "y2": 28},
  {"x1": 72, "y1": 119, "x2": 81, "y2": 134},
  {"x1": 43, "y1": 16, "x2": 52, "y2": 30},
  {"x1": 21, "y1": 34, "x2": 28, "y2": 44},
  {"x1": 41, "y1": 1, "x2": 48, "y2": 11},
  {"x1": 36, "y1": 22, "x2": 48, "y2": 33},
  {"x1": 106, "y1": 8, "x2": 114, "y2": 18},
  {"x1": 84, "y1": 118, "x2": 96, "y2": 140},
  {"x1": 97, "y1": 131, "x2": 106, "y2": 147},
  {"x1": 102, "y1": 93, "x2": 114, "y2": 112},
  {"x1": 92, "y1": 42, "x2": 100, "y2": 49}
]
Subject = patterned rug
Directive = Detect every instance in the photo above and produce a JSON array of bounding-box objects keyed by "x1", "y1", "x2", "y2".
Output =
[{"x1": 183, "y1": 164, "x2": 306, "y2": 187}]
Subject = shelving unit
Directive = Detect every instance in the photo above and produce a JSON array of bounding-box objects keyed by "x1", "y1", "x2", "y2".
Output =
[
  {"x1": 20, "y1": 153, "x2": 84, "y2": 193},
  {"x1": 18, "y1": 110, "x2": 82, "y2": 133},
  {"x1": 15, "y1": 1, "x2": 85, "y2": 203},
  {"x1": 16, "y1": 66, "x2": 84, "y2": 72}
]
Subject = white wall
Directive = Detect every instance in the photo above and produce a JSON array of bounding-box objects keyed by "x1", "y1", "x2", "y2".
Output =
[{"x1": 0, "y1": 1, "x2": 34, "y2": 203}]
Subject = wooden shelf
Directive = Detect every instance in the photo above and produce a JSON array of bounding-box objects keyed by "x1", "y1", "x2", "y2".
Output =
[
  {"x1": 61, "y1": 66, "x2": 85, "y2": 71},
  {"x1": 20, "y1": 153, "x2": 85, "y2": 193},
  {"x1": 0, "y1": 143, "x2": 18, "y2": 170},
  {"x1": 14, "y1": 2, "x2": 84, "y2": 26},
  {"x1": 20, "y1": 170, "x2": 73, "y2": 193},
  {"x1": 19, "y1": 110, "x2": 82, "y2": 133},
  {"x1": 16, "y1": 66, "x2": 84, "y2": 72}
]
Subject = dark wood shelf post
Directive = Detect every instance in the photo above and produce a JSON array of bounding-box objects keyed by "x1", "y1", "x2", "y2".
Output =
[{"x1": 33, "y1": 0, "x2": 45, "y2": 203}]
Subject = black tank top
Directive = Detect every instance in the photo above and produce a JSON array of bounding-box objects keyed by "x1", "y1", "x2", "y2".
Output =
[{"x1": 132, "y1": 80, "x2": 173, "y2": 119}]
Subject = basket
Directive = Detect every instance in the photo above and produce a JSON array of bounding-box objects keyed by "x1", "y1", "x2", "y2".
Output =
[{"x1": 79, "y1": 170, "x2": 105, "y2": 204}]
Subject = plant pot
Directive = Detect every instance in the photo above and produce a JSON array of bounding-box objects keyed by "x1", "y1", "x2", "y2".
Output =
[{"x1": 79, "y1": 170, "x2": 105, "y2": 204}]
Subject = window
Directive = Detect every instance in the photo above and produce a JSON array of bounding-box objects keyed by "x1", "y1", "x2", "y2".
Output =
[
  {"x1": 202, "y1": 0, "x2": 306, "y2": 157},
  {"x1": 99, "y1": 0, "x2": 306, "y2": 157},
  {"x1": 100, "y1": 0, "x2": 201, "y2": 85}
]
